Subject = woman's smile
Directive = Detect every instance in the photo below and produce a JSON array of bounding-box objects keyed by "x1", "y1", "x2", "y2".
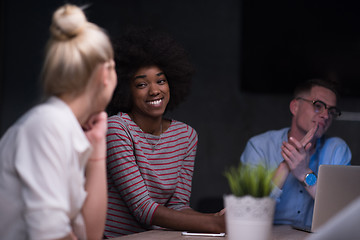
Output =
[
  {"x1": 130, "y1": 65, "x2": 170, "y2": 119},
  {"x1": 147, "y1": 98, "x2": 163, "y2": 106}
]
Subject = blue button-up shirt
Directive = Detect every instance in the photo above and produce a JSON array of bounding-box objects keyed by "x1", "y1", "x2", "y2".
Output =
[{"x1": 240, "y1": 127, "x2": 351, "y2": 227}]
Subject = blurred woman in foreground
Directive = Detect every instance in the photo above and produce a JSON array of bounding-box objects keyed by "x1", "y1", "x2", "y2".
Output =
[{"x1": 0, "y1": 4, "x2": 116, "y2": 239}]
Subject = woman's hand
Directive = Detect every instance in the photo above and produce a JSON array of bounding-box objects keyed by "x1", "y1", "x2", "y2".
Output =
[
  {"x1": 214, "y1": 208, "x2": 226, "y2": 216},
  {"x1": 152, "y1": 205, "x2": 226, "y2": 233},
  {"x1": 83, "y1": 111, "x2": 108, "y2": 160},
  {"x1": 82, "y1": 112, "x2": 108, "y2": 238}
]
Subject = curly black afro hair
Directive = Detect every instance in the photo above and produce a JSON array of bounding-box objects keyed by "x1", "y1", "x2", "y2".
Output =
[{"x1": 107, "y1": 26, "x2": 195, "y2": 116}]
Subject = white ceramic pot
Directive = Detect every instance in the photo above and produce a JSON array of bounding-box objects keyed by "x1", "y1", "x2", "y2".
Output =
[{"x1": 224, "y1": 195, "x2": 275, "y2": 240}]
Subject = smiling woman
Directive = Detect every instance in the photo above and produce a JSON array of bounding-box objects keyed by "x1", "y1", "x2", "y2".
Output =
[
  {"x1": 104, "y1": 27, "x2": 225, "y2": 238},
  {"x1": 107, "y1": 27, "x2": 194, "y2": 115},
  {"x1": 130, "y1": 66, "x2": 170, "y2": 124}
]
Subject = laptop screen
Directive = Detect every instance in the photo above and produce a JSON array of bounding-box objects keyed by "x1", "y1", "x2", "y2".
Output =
[{"x1": 312, "y1": 165, "x2": 360, "y2": 232}]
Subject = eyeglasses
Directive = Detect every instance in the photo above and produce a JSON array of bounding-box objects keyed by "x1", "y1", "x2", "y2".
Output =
[{"x1": 296, "y1": 97, "x2": 341, "y2": 118}]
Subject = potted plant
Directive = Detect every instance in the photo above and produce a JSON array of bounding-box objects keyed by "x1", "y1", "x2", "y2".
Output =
[{"x1": 223, "y1": 163, "x2": 276, "y2": 240}]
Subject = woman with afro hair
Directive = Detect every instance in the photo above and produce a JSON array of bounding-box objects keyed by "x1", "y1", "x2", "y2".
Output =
[{"x1": 104, "y1": 27, "x2": 225, "y2": 237}]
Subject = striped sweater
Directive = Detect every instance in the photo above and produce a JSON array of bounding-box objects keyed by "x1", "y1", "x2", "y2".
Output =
[{"x1": 104, "y1": 112, "x2": 198, "y2": 237}]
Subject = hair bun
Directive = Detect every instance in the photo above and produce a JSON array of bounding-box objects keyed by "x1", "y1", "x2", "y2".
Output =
[{"x1": 50, "y1": 4, "x2": 87, "y2": 40}]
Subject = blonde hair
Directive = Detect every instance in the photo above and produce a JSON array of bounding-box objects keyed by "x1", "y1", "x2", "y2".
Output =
[{"x1": 42, "y1": 4, "x2": 113, "y2": 97}]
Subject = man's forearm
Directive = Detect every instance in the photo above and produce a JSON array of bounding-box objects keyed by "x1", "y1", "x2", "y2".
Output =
[{"x1": 272, "y1": 161, "x2": 290, "y2": 189}]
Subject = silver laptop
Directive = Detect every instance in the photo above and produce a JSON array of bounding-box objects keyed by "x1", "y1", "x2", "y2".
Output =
[
  {"x1": 292, "y1": 165, "x2": 360, "y2": 233},
  {"x1": 312, "y1": 165, "x2": 360, "y2": 232}
]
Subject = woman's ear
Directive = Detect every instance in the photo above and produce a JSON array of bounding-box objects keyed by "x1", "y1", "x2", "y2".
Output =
[
  {"x1": 289, "y1": 98, "x2": 299, "y2": 116},
  {"x1": 100, "y1": 62, "x2": 110, "y2": 86},
  {"x1": 101, "y1": 60, "x2": 116, "y2": 87}
]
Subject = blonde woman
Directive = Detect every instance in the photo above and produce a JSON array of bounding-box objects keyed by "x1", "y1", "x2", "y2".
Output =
[{"x1": 0, "y1": 4, "x2": 116, "y2": 240}]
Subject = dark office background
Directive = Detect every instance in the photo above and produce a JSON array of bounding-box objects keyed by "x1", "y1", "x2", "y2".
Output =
[{"x1": 1, "y1": 0, "x2": 360, "y2": 212}]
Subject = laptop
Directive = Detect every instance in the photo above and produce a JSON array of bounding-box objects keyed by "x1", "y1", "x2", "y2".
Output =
[{"x1": 293, "y1": 165, "x2": 360, "y2": 233}]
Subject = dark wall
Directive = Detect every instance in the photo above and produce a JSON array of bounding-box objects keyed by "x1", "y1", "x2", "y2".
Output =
[
  {"x1": 1, "y1": 0, "x2": 360, "y2": 212},
  {"x1": 242, "y1": 1, "x2": 360, "y2": 97}
]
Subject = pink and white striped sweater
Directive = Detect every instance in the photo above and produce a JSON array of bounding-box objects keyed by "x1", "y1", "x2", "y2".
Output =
[{"x1": 104, "y1": 112, "x2": 198, "y2": 237}]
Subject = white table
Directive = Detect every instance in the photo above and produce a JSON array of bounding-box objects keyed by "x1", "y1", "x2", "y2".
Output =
[{"x1": 109, "y1": 225, "x2": 310, "y2": 240}]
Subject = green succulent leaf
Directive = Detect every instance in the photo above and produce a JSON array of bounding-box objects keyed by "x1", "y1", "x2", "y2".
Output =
[{"x1": 224, "y1": 162, "x2": 275, "y2": 197}]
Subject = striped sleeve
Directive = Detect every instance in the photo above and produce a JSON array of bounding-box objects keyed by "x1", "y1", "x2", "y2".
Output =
[
  {"x1": 106, "y1": 117, "x2": 159, "y2": 225},
  {"x1": 166, "y1": 125, "x2": 198, "y2": 210}
]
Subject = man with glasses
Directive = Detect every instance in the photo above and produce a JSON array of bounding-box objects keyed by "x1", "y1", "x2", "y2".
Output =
[{"x1": 240, "y1": 78, "x2": 351, "y2": 227}]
